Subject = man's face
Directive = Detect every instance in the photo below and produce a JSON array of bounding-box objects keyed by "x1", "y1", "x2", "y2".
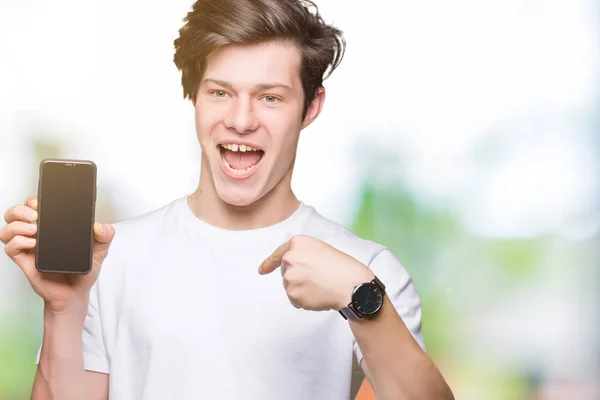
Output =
[{"x1": 194, "y1": 41, "x2": 322, "y2": 207}]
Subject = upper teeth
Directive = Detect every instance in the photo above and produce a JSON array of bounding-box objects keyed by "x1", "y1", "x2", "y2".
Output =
[{"x1": 222, "y1": 143, "x2": 259, "y2": 152}]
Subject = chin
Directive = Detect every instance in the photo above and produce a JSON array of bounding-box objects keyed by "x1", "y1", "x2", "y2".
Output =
[{"x1": 216, "y1": 186, "x2": 264, "y2": 207}]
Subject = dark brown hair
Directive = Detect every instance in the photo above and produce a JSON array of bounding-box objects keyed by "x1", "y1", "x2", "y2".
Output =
[{"x1": 173, "y1": 0, "x2": 345, "y2": 119}]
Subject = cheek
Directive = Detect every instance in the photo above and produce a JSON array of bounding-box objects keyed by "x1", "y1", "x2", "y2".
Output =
[
  {"x1": 277, "y1": 124, "x2": 302, "y2": 159},
  {"x1": 266, "y1": 108, "x2": 302, "y2": 150},
  {"x1": 194, "y1": 105, "x2": 220, "y2": 143}
]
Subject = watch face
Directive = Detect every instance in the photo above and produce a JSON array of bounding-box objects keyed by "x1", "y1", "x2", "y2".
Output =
[{"x1": 352, "y1": 283, "x2": 383, "y2": 315}]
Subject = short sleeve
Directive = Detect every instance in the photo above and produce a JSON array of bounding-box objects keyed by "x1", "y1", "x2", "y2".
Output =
[
  {"x1": 35, "y1": 282, "x2": 110, "y2": 374},
  {"x1": 352, "y1": 248, "x2": 426, "y2": 365}
]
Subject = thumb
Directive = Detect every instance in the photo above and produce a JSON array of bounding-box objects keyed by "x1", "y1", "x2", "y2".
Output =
[
  {"x1": 92, "y1": 223, "x2": 115, "y2": 269},
  {"x1": 94, "y1": 222, "x2": 115, "y2": 245}
]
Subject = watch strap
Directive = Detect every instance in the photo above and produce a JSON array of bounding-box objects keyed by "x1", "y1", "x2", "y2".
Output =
[
  {"x1": 339, "y1": 304, "x2": 361, "y2": 320},
  {"x1": 372, "y1": 275, "x2": 386, "y2": 293}
]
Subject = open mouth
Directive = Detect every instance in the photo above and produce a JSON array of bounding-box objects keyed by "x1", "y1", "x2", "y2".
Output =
[{"x1": 218, "y1": 143, "x2": 265, "y2": 178}]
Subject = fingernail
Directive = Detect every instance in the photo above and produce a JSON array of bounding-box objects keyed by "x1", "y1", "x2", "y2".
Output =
[
  {"x1": 32, "y1": 199, "x2": 38, "y2": 209},
  {"x1": 32, "y1": 211, "x2": 38, "y2": 221}
]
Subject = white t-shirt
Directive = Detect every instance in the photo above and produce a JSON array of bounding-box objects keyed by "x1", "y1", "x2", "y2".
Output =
[{"x1": 37, "y1": 196, "x2": 425, "y2": 400}]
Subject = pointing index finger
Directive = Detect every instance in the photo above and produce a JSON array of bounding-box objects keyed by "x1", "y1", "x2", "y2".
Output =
[{"x1": 258, "y1": 240, "x2": 291, "y2": 275}]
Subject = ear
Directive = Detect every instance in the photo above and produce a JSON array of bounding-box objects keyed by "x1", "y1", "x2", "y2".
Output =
[{"x1": 301, "y1": 87, "x2": 326, "y2": 130}]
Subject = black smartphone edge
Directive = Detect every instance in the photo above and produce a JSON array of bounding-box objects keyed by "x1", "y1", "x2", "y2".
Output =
[{"x1": 34, "y1": 158, "x2": 97, "y2": 275}]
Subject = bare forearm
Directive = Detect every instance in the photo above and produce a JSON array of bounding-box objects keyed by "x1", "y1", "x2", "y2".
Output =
[
  {"x1": 31, "y1": 306, "x2": 89, "y2": 400},
  {"x1": 350, "y1": 297, "x2": 454, "y2": 400}
]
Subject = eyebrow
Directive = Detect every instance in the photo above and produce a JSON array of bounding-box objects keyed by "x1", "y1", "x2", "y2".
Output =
[{"x1": 201, "y1": 78, "x2": 292, "y2": 92}]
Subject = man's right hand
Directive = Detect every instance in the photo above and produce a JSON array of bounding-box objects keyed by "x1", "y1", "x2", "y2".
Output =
[{"x1": 0, "y1": 195, "x2": 115, "y2": 315}]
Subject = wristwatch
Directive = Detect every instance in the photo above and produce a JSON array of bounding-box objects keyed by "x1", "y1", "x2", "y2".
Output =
[{"x1": 339, "y1": 275, "x2": 386, "y2": 320}]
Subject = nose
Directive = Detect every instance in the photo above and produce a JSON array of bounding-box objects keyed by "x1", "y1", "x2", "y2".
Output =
[{"x1": 223, "y1": 96, "x2": 259, "y2": 134}]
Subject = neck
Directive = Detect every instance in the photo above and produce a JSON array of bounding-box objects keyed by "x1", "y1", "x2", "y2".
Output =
[{"x1": 187, "y1": 163, "x2": 301, "y2": 231}]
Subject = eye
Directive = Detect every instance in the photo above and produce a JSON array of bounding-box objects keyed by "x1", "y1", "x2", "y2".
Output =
[
  {"x1": 211, "y1": 90, "x2": 231, "y2": 98},
  {"x1": 262, "y1": 95, "x2": 281, "y2": 104}
]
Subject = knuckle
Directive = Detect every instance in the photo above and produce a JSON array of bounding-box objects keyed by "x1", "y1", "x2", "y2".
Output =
[
  {"x1": 282, "y1": 273, "x2": 292, "y2": 286},
  {"x1": 0, "y1": 222, "x2": 28, "y2": 244},
  {"x1": 7, "y1": 235, "x2": 30, "y2": 254},
  {"x1": 289, "y1": 296, "x2": 301, "y2": 309},
  {"x1": 11, "y1": 235, "x2": 23, "y2": 246},
  {"x1": 6, "y1": 205, "x2": 25, "y2": 223},
  {"x1": 1, "y1": 223, "x2": 18, "y2": 243},
  {"x1": 281, "y1": 252, "x2": 294, "y2": 265},
  {"x1": 289, "y1": 234, "x2": 305, "y2": 246},
  {"x1": 4, "y1": 239, "x2": 15, "y2": 257},
  {"x1": 295, "y1": 234, "x2": 308, "y2": 243},
  {"x1": 287, "y1": 288, "x2": 301, "y2": 302},
  {"x1": 3, "y1": 206, "x2": 14, "y2": 223}
]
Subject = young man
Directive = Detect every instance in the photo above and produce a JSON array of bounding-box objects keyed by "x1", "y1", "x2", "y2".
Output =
[{"x1": 1, "y1": 0, "x2": 453, "y2": 399}]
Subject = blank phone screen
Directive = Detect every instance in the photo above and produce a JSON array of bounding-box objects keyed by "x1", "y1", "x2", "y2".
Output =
[{"x1": 36, "y1": 162, "x2": 96, "y2": 273}]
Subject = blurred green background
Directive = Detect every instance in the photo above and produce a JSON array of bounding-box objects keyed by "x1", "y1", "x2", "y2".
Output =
[{"x1": 1, "y1": 0, "x2": 598, "y2": 399}]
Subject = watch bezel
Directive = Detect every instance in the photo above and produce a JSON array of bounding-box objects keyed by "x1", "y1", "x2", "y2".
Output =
[{"x1": 351, "y1": 281, "x2": 384, "y2": 316}]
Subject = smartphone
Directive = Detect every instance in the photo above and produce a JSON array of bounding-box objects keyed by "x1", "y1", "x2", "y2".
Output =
[{"x1": 35, "y1": 159, "x2": 97, "y2": 274}]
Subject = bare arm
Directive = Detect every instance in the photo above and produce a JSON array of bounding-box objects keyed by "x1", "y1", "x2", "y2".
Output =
[
  {"x1": 352, "y1": 296, "x2": 453, "y2": 400},
  {"x1": 256, "y1": 237, "x2": 452, "y2": 399},
  {"x1": 31, "y1": 306, "x2": 108, "y2": 400}
]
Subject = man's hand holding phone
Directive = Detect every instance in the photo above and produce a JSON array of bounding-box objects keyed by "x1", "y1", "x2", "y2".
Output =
[{"x1": 1, "y1": 195, "x2": 115, "y2": 315}]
